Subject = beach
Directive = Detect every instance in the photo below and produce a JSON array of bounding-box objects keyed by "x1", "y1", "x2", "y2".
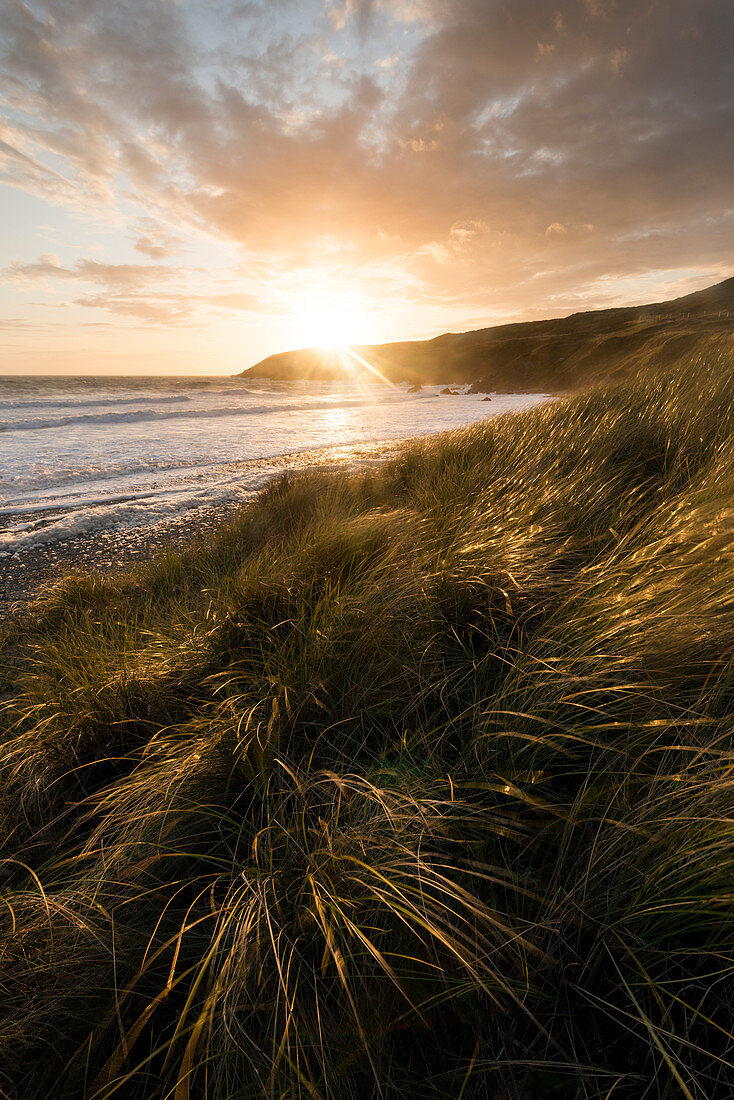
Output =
[
  {"x1": 1, "y1": 375, "x2": 549, "y2": 611},
  {"x1": 0, "y1": 440, "x2": 402, "y2": 612}
]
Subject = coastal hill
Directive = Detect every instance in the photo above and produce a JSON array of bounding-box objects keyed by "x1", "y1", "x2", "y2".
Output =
[{"x1": 240, "y1": 276, "x2": 734, "y2": 391}]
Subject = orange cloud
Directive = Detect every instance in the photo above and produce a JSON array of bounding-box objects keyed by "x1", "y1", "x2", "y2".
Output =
[{"x1": 0, "y1": 0, "x2": 731, "y2": 348}]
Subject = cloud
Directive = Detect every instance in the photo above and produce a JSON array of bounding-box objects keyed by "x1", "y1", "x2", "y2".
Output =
[
  {"x1": 73, "y1": 288, "x2": 265, "y2": 324},
  {"x1": 131, "y1": 218, "x2": 183, "y2": 259},
  {"x1": 2, "y1": 254, "x2": 72, "y2": 281},
  {"x1": 0, "y1": 0, "x2": 732, "y2": 328},
  {"x1": 0, "y1": 316, "x2": 40, "y2": 329},
  {"x1": 2, "y1": 255, "x2": 174, "y2": 288},
  {"x1": 1, "y1": 252, "x2": 189, "y2": 322},
  {"x1": 329, "y1": 0, "x2": 432, "y2": 28},
  {"x1": 1, "y1": 247, "x2": 269, "y2": 323},
  {"x1": 0, "y1": 122, "x2": 78, "y2": 205}
]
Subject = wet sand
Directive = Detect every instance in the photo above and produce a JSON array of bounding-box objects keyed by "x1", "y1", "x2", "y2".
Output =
[{"x1": 1, "y1": 439, "x2": 402, "y2": 617}]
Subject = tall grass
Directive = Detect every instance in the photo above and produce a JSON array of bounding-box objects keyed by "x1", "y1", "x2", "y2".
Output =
[{"x1": 2, "y1": 348, "x2": 734, "y2": 1097}]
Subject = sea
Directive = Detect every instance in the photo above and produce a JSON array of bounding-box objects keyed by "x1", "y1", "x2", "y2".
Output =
[{"x1": 0, "y1": 375, "x2": 549, "y2": 556}]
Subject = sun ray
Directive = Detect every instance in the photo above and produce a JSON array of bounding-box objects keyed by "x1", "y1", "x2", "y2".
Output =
[{"x1": 338, "y1": 345, "x2": 395, "y2": 387}]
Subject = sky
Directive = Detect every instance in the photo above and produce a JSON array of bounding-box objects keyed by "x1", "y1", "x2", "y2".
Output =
[{"x1": 0, "y1": 0, "x2": 732, "y2": 375}]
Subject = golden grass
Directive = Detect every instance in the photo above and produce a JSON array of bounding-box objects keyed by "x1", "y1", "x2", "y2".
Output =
[{"x1": 2, "y1": 348, "x2": 734, "y2": 1097}]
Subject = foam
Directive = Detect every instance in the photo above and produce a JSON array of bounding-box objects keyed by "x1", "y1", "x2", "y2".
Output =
[
  {"x1": 1, "y1": 377, "x2": 550, "y2": 554},
  {"x1": 1, "y1": 395, "x2": 389, "y2": 434}
]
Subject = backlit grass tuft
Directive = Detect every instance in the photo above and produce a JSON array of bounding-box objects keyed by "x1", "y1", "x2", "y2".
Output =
[{"x1": 2, "y1": 348, "x2": 734, "y2": 1097}]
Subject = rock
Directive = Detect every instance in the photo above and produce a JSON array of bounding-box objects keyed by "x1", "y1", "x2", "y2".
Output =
[
  {"x1": 482, "y1": 396, "x2": 492, "y2": 402},
  {"x1": 439, "y1": 387, "x2": 458, "y2": 395},
  {"x1": 407, "y1": 382, "x2": 422, "y2": 393}
]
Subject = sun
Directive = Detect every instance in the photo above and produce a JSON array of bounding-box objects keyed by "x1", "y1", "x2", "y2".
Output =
[{"x1": 292, "y1": 291, "x2": 371, "y2": 349}]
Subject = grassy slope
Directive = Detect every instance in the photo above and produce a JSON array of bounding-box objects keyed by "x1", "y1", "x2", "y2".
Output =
[{"x1": 3, "y1": 346, "x2": 734, "y2": 1098}]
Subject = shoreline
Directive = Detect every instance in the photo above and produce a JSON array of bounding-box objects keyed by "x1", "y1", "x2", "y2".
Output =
[{"x1": 1, "y1": 438, "x2": 402, "y2": 616}]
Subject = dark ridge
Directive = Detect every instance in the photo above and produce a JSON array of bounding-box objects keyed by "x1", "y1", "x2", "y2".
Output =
[{"x1": 240, "y1": 276, "x2": 734, "y2": 391}]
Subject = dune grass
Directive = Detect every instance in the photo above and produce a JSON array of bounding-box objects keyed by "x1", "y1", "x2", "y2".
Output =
[{"x1": 3, "y1": 348, "x2": 734, "y2": 1097}]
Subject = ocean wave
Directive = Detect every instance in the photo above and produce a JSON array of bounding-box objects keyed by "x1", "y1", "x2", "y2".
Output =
[
  {"x1": 0, "y1": 393, "x2": 191, "y2": 414},
  {"x1": 0, "y1": 470, "x2": 280, "y2": 554},
  {"x1": 1, "y1": 395, "x2": 385, "y2": 433},
  {"x1": 3, "y1": 459, "x2": 225, "y2": 497},
  {"x1": 0, "y1": 495, "x2": 213, "y2": 553}
]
